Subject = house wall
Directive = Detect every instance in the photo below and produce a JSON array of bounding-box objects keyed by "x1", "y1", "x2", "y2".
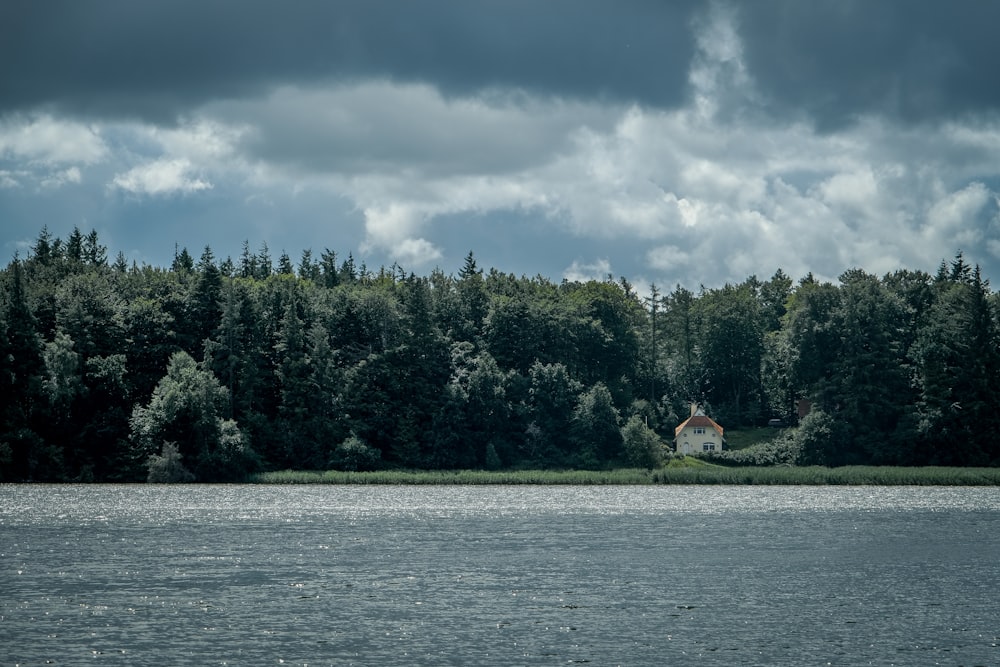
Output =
[{"x1": 676, "y1": 426, "x2": 721, "y2": 454}]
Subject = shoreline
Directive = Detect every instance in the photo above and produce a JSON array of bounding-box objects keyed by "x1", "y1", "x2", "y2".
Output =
[{"x1": 250, "y1": 465, "x2": 1000, "y2": 486}]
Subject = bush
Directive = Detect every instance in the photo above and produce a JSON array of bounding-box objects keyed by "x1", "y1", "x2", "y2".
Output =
[
  {"x1": 794, "y1": 409, "x2": 848, "y2": 466},
  {"x1": 703, "y1": 431, "x2": 802, "y2": 467},
  {"x1": 146, "y1": 442, "x2": 195, "y2": 483},
  {"x1": 195, "y1": 419, "x2": 260, "y2": 482},
  {"x1": 332, "y1": 434, "x2": 381, "y2": 472},
  {"x1": 621, "y1": 415, "x2": 664, "y2": 469}
]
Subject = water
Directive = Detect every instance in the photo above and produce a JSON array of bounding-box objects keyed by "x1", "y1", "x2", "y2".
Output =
[{"x1": 2, "y1": 485, "x2": 999, "y2": 666}]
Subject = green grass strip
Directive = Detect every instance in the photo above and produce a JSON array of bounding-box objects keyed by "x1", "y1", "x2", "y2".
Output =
[{"x1": 250, "y1": 465, "x2": 1000, "y2": 485}]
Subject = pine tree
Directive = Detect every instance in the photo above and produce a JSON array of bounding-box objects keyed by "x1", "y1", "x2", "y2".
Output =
[
  {"x1": 256, "y1": 242, "x2": 272, "y2": 279},
  {"x1": 172, "y1": 246, "x2": 194, "y2": 273},
  {"x1": 0, "y1": 258, "x2": 51, "y2": 479},
  {"x1": 239, "y1": 240, "x2": 257, "y2": 279},
  {"x1": 83, "y1": 230, "x2": 107, "y2": 266},
  {"x1": 277, "y1": 250, "x2": 294, "y2": 276},
  {"x1": 66, "y1": 227, "x2": 84, "y2": 263},
  {"x1": 186, "y1": 246, "x2": 223, "y2": 349},
  {"x1": 31, "y1": 227, "x2": 55, "y2": 266},
  {"x1": 320, "y1": 248, "x2": 340, "y2": 288}
]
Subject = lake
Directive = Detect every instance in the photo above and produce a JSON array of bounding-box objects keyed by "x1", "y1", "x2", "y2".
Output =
[{"x1": 2, "y1": 485, "x2": 999, "y2": 666}]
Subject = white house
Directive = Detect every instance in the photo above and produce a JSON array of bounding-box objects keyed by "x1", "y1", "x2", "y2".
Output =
[{"x1": 674, "y1": 406, "x2": 725, "y2": 455}]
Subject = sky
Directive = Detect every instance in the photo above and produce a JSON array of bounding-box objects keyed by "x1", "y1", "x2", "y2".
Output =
[{"x1": 3, "y1": 0, "x2": 1000, "y2": 291}]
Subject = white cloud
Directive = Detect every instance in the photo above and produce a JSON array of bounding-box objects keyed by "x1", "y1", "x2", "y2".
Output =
[
  {"x1": 360, "y1": 202, "x2": 425, "y2": 252},
  {"x1": 67, "y1": 0, "x2": 989, "y2": 283},
  {"x1": 226, "y1": 74, "x2": 1000, "y2": 284},
  {"x1": 925, "y1": 181, "x2": 991, "y2": 229},
  {"x1": 0, "y1": 170, "x2": 24, "y2": 188},
  {"x1": 987, "y1": 236, "x2": 1000, "y2": 261},
  {"x1": 0, "y1": 115, "x2": 106, "y2": 190},
  {"x1": 688, "y1": 0, "x2": 756, "y2": 121},
  {"x1": 111, "y1": 158, "x2": 213, "y2": 196},
  {"x1": 6, "y1": 3, "x2": 1000, "y2": 287},
  {"x1": 0, "y1": 115, "x2": 107, "y2": 165},
  {"x1": 40, "y1": 166, "x2": 82, "y2": 189},
  {"x1": 390, "y1": 237, "x2": 442, "y2": 267},
  {"x1": 564, "y1": 258, "x2": 612, "y2": 282},
  {"x1": 923, "y1": 182, "x2": 992, "y2": 249},
  {"x1": 647, "y1": 245, "x2": 690, "y2": 272},
  {"x1": 816, "y1": 168, "x2": 879, "y2": 212},
  {"x1": 152, "y1": 119, "x2": 247, "y2": 163}
]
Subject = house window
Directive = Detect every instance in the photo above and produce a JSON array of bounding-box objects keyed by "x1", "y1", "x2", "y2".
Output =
[
  {"x1": 702, "y1": 443, "x2": 716, "y2": 452},
  {"x1": 693, "y1": 427, "x2": 706, "y2": 435}
]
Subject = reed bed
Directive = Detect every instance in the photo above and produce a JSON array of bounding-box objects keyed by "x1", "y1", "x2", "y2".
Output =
[{"x1": 251, "y1": 466, "x2": 1000, "y2": 486}]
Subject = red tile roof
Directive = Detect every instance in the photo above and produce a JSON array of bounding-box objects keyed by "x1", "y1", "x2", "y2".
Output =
[{"x1": 674, "y1": 414, "x2": 725, "y2": 438}]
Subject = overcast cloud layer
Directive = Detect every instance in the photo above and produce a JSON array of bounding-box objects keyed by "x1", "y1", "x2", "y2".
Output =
[{"x1": 3, "y1": 0, "x2": 1000, "y2": 289}]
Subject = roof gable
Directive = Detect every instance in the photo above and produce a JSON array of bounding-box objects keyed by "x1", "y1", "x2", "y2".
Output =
[{"x1": 674, "y1": 413, "x2": 725, "y2": 438}]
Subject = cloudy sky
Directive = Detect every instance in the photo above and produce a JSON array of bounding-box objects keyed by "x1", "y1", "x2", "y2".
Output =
[{"x1": 3, "y1": 0, "x2": 1000, "y2": 289}]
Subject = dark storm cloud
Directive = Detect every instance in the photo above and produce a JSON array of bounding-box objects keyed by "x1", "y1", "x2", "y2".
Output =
[
  {"x1": 0, "y1": 0, "x2": 699, "y2": 122},
  {"x1": 737, "y1": 0, "x2": 1000, "y2": 129}
]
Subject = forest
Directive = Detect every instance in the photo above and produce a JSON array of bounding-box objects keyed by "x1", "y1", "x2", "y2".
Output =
[{"x1": 1, "y1": 226, "x2": 999, "y2": 482}]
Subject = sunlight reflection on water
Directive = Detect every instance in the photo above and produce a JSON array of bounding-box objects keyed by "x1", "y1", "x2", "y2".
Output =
[
  {"x1": 2, "y1": 485, "x2": 999, "y2": 666},
  {"x1": 5, "y1": 484, "x2": 1000, "y2": 525}
]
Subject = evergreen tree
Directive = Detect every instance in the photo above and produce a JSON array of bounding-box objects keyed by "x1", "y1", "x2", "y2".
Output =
[
  {"x1": 827, "y1": 270, "x2": 914, "y2": 464},
  {"x1": 339, "y1": 253, "x2": 357, "y2": 283},
  {"x1": 320, "y1": 248, "x2": 340, "y2": 288},
  {"x1": 186, "y1": 246, "x2": 223, "y2": 349},
  {"x1": 662, "y1": 284, "x2": 702, "y2": 405},
  {"x1": 239, "y1": 240, "x2": 257, "y2": 279},
  {"x1": 571, "y1": 382, "x2": 623, "y2": 467},
  {"x1": 119, "y1": 295, "x2": 177, "y2": 403},
  {"x1": 277, "y1": 250, "x2": 294, "y2": 276},
  {"x1": 171, "y1": 246, "x2": 194, "y2": 273},
  {"x1": 7, "y1": 226, "x2": 1000, "y2": 479},
  {"x1": 273, "y1": 299, "x2": 316, "y2": 467},
  {"x1": 759, "y1": 269, "x2": 793, "y2": 333},
  {"x1": 113, "y1": 251, "x2": 129, "y2": 274},
  {"x1": 785, "y1": 279, "x2": 841, "y2": 411},
  {"x1": 55, "y1": 272, "x2": 122, "y2": 359},
  {"x1": 697, "y1": 282, "x2": 764, "y2": 427},
  {"x1": 31, "y1": 226, "x2": 55, "y2": 266},
  {"x1": 913, "y1": 266, "x2": 1000, "y2": 465},
  {"x1": 66, "y1": 227, "x2": 84, "y2": 263},
  {"x1": 298, "y1": 249, "x2": 321, "y2": 282},
  {"x1": 256, "y1": 242, "x2": 273, "y2": 279},
  {"x1": 83, "y1": 230, "x2": 107, "y2": 266},
  {"x1": 0, "y1": 259, "x2": 53, "y2": 479},
  {"x1": 79, "y1": 353, "x2": 131, "y2": 480}
]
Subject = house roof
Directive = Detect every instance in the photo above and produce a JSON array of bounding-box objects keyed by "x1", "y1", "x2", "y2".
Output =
[{"x1": 674, "y1": 413, "x2": 725, "y2": 438}]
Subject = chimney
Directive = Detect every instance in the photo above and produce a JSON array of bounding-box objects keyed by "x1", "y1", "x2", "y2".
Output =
[{"x1": 690, "y1": 403, "x2": 697, "y2": 417}]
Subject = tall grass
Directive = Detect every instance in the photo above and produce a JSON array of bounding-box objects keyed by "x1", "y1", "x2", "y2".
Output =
[
  {"x1": 654, "y1": 465, "x2": 1000, "y2": 485},
  {"x1": 251, "y1": 466, "x2": 1000, "y2": 485},
  {"x1": 252, "y1": 468, "x2": 659, "y2": 485}
]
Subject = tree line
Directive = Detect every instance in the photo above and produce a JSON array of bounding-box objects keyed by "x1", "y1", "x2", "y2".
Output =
[{"x1": 1, "y1": 226, "x2": 998, "y2": 481}]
